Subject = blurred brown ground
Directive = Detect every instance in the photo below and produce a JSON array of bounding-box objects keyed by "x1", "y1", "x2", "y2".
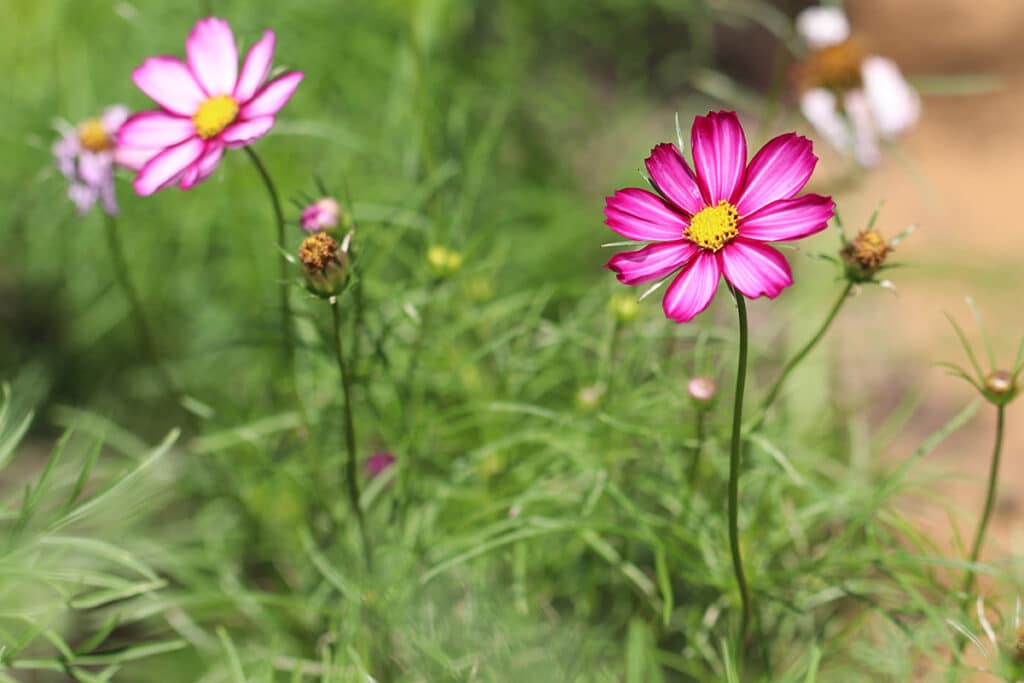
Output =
[{"x1": 834, "y1": 0, "x2": 1024, "y2": 674}]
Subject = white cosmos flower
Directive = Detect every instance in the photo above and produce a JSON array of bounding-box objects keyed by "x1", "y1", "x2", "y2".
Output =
[{"x1": 795, "y1": 6, "x2": 920, "y2": 167}]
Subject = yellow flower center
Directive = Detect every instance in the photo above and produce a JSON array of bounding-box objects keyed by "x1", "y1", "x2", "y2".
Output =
[
  {"x1": 192, "y1": 95, "x2": 239, "y2": 139},
  {"x1": 78, "y1": 118, "x2": 113, "y2": 152},
  {"x1": 685, "y1": 200, "x2": 739, "y2": 252},
  {"x1": 795, "y1": 38, "x2": 865, "y2": 92}
]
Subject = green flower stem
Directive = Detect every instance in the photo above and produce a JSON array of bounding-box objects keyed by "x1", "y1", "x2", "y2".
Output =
[
  {"x1": 750, "y1": 281, "x2": 854, "y2": 431},
  {"x1": 961, "y1": 404, "x2": 1006, "y2": 600},
  {"x1": 103, "y1": 215, "x2": 180, "y2": 403},
  {"x1": 728, "y1": 287, "x2": 753, "y2": 644},
  {"x1": 244, "y1": 147, "x2": 298, "y2": 397},
  {"x1": 331, "y1": 298, "x2": 373, "y2": 571},
  {"x1": 689, "y1": 411, "x2": 706, "y2": 484}
]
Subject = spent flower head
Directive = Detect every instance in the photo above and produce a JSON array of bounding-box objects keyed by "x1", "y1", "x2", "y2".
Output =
[
  {"x1": 939, "y1": 298, "x2": 1024, "y2": 407},
  {"x1": 117, "y1": 17, "x2": 303, "y2": 195},
  {"x1": 794, "y1": 6, "x2": 921, "y2": 167},
  {"x1": 53, "y1": 106, "x2": 130, "y2": 215},
  {"x1": 299, "y1": 232, "x2": 350, "y2": 297},
  {"x1": 603, "y1": 110, "x2": 834, "y2": 323}
]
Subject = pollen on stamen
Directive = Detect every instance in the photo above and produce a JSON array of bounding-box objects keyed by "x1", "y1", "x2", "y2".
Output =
[
  {"x1": 192, "y1": 95, "x2": 239, "y2": 139},
  {"x1": 685, "y1": 200, "x2": 740, "y2": 252},
  {"x1": 78, "y1": 119, "x2": 113, "y2": 152}
]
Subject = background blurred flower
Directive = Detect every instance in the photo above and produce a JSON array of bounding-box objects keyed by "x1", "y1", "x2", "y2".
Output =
[
  {"x1": 300, "y1": 196, "x2": 341, "y2": 233},
  {"x1": 364, "y1": 451, "x2": 395, "y2": 479},
  {"x1": 794, "y1": 6, "x2": 920, "y2": 167},
  {"x1": 117, "y1": 17, "x2": 303, "y2": 195},
  {"x1": 604, "y1": 111, "x2": 834, "y2": 323},
  {"x1": 53, "y1": 106, "x2": 128, "y2": 215}
]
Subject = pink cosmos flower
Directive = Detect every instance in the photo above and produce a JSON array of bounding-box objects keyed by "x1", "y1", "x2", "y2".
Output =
[
  {"x1": 604, "y1": 111, "x2": 834, "y2": 323},
  {"x1": 53, "y1": 106, "x2": 129, "y2": 215},
  {"x1": 117, "y1": 17, "x2": 303, "y2": 195},
  {"x1": 300, "y1": 197, "x2": 340, "y2": 233},
  {"x1": 365, "y1": 452, "x2": 396, "y2": 480}
]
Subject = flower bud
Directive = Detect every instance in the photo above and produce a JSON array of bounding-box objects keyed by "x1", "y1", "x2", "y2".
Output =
[
  {"x1": 298, "y1": 232, "x2": 349, "y2": 297},
  {"x1": 576, "y1": 383, "x2": 606, "y2": 411},
  {"x1": 840, "y1": 229, "x2": 892, "y2": 282},
  {"x1": 364, "y1": 451, "x2": 396, "y2": 480},
  {"x1": 300, "y1": 197, "x2": 343, "y2": 234},
  {"x1": 687, "y1": 376, "x2": 717, "y2": 408},
  {"x1": 984, "y1": 370, "x2": 1018, "y2": 405},
  {"x1": 609, "y1": 293, "x2": 640, "y2": 323},
  {"x1": 427, "y1": 245, "x2": 463, "y2": 279}
]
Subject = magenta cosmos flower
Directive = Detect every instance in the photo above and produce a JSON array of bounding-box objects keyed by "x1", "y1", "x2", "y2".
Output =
[
  {"x1": 604, "y1": 111, "x2": 835, "y2": 323},
  {"x1": 53, "y1": 106, "x2": 130, "y2": 215},
  {"x1": 117, "y1": 17, "x2": 303, "y2": 195}
]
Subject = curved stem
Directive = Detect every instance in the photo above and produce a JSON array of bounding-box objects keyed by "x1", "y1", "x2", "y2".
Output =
[
  {"x1": 244, "y1": 147, "x2": 297, "y2": 389},
  {"x1": 331, "y1": 299, "x2": 373, "y2": 571},
  {"x1": 751, "y1": 281, "x2": 854, "y2": 430},
  {"x1": 103, "y1": 215, "x2": 180, "y2": 401},
  {"x1": 961, "y1": 404, "x2": 1006, "y2": 599},
  {"x1": 728, "y1": 287, "x2": 753, "y2": 644}
]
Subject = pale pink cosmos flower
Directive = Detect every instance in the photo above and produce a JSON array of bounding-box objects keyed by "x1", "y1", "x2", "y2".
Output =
[
  {"x1": 795, "y1": 6, "x2": 920, "y2": 167},
  {"x1": 53, "y1": 106, "x2": 130, "y2": 215},
  {"x1": 117, "y1": 17, "x2": 304, "y2": 195},
  {"x1": 301, "y1": 197, "x2": 340, "y2": 233},
  {"x1": 604, "y1": 111, "x2": 835, "y2": 323}
]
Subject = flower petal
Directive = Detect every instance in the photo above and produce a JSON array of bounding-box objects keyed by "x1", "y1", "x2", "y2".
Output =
[
  {"x1": 605, "y1": 240, "x2": 697, "y2": 285},
  {"x1": 862, "y1": 56, "x2": 920, "y2": 138},
  {"x1": 234, "y1": 30, "x2": 276, "y2": 102},
  {"x1": 799, "y1": 89, "x2": 851, "y2": 155},
  {"x1": 604, "y1": 187, "x2": 689, "y2": 242},
  {"x1": 179, "y1": 141, "x2": 225, "y2": 190},
  {"x1": 719, "y1": 239, "x2": 793, "y2": 299},
  {"x1": 132, "y1": 56, "x2": 206, "y2": 116},
  {"x1": 114, "y1": 146, "x2": 161, "y2": 172},
  {"x1": 186, "y1": 17, "x2": 238, "y2": 96},
  {"x1": 844, "y1": 90, "x2": 880, "y2": 167},
  {"x1": 644, "y1": 143, "x2": 705, "y2": 216},
  {"x1": 691, "y1": 111, "x2": 747, "y2": 205},
  {"x1": 795, "y1": 7, "x2": 849, "y2": 49},
  {"x1": 133, "y1": 137, "x2": 205, "y2": 196},
  {"x1": 735, "y1": 132, "x2": 818, "y2": 217},
  {"x1": 740, "y1": 194, "x2": 834, "y2": 242},
  {"x1": 662, "y1": 251, "x2": 721, "y2": 323},
  {"x1": 221, "y1": 116, "x2": 275, "y2": 147},
  {"x1": 117, "y1": 110, "x2": 196, "y2": 149},
  {"x1": 100, "y1": 105, "x2": 130, "y2": 133},
  {"x1": 239, "y1": 71, "x2": 303, "y2": 118}
]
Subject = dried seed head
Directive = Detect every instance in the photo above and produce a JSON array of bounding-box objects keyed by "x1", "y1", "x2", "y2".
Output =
[
  {"x1": 841, "y1": 229, "x2": 892, "y2": 282},
  {"x1": 793, "y1": 38, "x2": 866, "y2": 93},
  {"x1": 298, "y1": 233, "x2": 349, "y2": 296}
]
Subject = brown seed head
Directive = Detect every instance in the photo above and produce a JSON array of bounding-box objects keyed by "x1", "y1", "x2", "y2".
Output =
[
  {"x1": 299, "y1": 233, "x2": 339, "y2": 274},
  {"x1": 793, "y1": 38, "x2": 866, "y2": 93},
  {"x1": 841, "y1": 229, "x2": 892, "y2": 281}
]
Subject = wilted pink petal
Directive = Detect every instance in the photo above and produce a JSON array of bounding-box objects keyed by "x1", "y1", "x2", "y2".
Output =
[{"x1": 301, "y1": 197, "x2": 341, "y2": 233}]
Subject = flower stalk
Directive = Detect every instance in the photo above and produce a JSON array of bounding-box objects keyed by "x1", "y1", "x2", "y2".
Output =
[
  {"x1": 330, "y1": 297, "x2": 373, "y2": 571},
  {"x1": 728, "y1": 286, "x2": 753, "y2": 643},
  {"x1": 244, "y1": 147, "x2": 300, "y2": 405},
  {"x1": 961, "y1": 404, "x2": 1006, "y2": 602},
  {"x1": 103, "y1": 214, "x2": 181, "y2": 403},
  {"x1": 751, "y1": 281, "x2": 854, "y2": 429}
]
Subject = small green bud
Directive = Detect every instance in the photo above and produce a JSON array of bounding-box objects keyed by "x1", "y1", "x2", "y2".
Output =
[
  {"x1": 609, "y1": 293, "x2": 640, "y2": 323},
  {"x1": 984, "y1": 370, "x2": 1018, "y2": 406}
]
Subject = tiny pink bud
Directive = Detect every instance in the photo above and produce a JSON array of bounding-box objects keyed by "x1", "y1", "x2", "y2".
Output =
[
  {"x1": 687, "y1": 376, "x2": 717, "y2": 406},
  {"x1": 364, "y1": 452, "x2": 396, "y2": 479}
]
